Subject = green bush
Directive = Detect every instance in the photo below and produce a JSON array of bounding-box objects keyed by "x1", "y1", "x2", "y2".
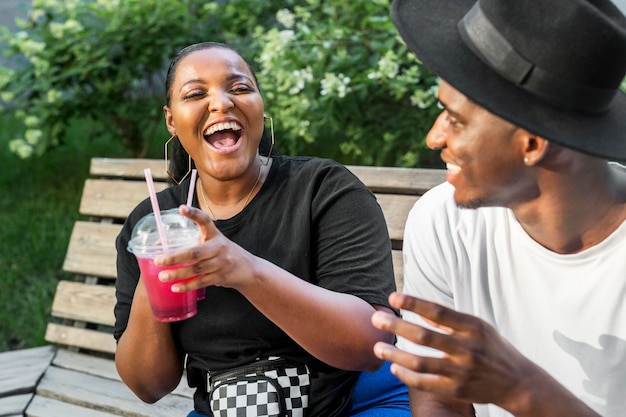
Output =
[
  {"x1": 256, "y1": 1, "x2": 441, "y2": 167},
  {"x1": 0, "y1": 0, "x2": 441, "y2": 167},
  {"x1": 0, "y1": 0, "x2": 208, "y2": 158}
]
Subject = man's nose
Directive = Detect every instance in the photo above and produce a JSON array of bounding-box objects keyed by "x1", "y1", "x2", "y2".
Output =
[{"x1": 425, "y1": 113, "x2": 447, "y2": 150}]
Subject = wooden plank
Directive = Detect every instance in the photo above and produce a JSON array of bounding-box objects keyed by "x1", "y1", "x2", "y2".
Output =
[
  {"x1": 392, "y1": 250, "x2": 403, "y2": 292},
  {"x1": 89, "y1": 158, "x2": 447, "y2": 196},
  {"x1": 52, "y1": 349, "x2": 119, "y2": 381},
  {"x1": 0, "y1": 393, "x2": 33, "y2": 416},
  {"x1": 37, "y1": 366, "x2": 192, "y2": 417},
  {"x1": 50, "y1": 281, "x2": 115, "y2": 326},
  {"x1": 91, "y1": 158, "x2": 167, "y2": 180},
  {"x1": 375, "y1": 193, "x2": 419, "y2": 241},
  {"x1": 63, "y1": 221, "x2": 121, "y2": 278},
  {"x1": 44, "y1": 324, "x2": 116, "y2": 355},
  {"x1": 27, "y1": 395, "x2": 121, "y2": 417},
  {"x1": 79, "y1": 179, "x2": 168, "y2": 219},
  {"x1": 347, "y1": 165, "x2": 446, "y2": 195},
  {"x1": 0, "y1": 346, "x2": 55, "y2": 397}
]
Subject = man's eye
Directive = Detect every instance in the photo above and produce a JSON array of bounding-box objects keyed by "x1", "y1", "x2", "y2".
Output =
[{"x1": 444, "y1": 112, "x2": 460, "y2": 127}]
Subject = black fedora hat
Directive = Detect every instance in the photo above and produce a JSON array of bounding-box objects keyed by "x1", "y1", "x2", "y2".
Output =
[{"x1": 392, "y1": 0, "x2": 626, "y2": 161}]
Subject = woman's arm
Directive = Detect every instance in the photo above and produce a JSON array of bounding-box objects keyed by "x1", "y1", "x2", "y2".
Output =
[
  {"x1": 115, "y1": 279, "x2": 185, "y2": 403},
  {"x1": 240, "y1": 255, "x2": 395, "y2": 371},
  {"x1": 156, "y1": 205, "x2": 394, "y2": 372}
]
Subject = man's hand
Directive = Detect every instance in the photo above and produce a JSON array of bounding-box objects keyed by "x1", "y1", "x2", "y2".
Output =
[{"x1": 371, "y1": 292, "x2": 540, "y2": 413}]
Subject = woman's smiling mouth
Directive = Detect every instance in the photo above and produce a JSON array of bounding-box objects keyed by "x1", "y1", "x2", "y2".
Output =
[{"x1": 204, "y1": 121, "x2": 243, "y2": 150}]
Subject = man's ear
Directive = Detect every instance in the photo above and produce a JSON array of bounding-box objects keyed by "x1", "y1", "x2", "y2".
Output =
[
  {"x1": 163, "y1": 105, "x2": 176, "y2": 136},
  {"x1": 520, "y1": 130, "x2": 550, "y2": 166}
]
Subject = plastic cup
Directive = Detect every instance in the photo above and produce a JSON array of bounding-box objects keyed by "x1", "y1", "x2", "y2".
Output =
[
  {"x1": 196, "y1": 286, "x2": 206, "y2": 301},
  {"x1": 127, "y1": 208, "x2": 201, "y2": 322}
]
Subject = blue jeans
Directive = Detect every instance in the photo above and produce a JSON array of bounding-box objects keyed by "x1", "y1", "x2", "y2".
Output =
[
  {"x1": 347, "y1": 361, "x2": 409, "y2": 416},
  {"x1": 187, "y1": 362, "x2": 409, "y2": 416}
]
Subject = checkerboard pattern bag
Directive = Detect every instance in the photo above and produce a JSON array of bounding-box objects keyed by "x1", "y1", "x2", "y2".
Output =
[{"x1": 208, "y1": 357, "x2": 310, "y2": 417}]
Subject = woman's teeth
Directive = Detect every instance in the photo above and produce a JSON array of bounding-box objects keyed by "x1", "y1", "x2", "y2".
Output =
[{"x1": 204, "y1": 121, "x2": 242, "y2": 137}]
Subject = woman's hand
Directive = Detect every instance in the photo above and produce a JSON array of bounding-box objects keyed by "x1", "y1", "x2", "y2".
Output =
[{"x1": 153, "y1": 205, "x2": 258, "y2": 292}]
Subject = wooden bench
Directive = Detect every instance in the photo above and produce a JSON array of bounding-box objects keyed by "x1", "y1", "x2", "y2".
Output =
[{"x1": 0, "y1": 157, "x2": 445, "y2": 417}]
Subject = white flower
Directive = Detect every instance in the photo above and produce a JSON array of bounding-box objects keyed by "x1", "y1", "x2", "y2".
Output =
[
  {"x1": 320, "y1": 73, "x2": 352, "y2": 98},
  {"x1": 9, "y1": 138, "x2": 34, "y2": 158},
  {"x1": 276, "y1": 9, "x2": 295, "y2": 29},
  {"x1": 288, "y1": 67, "x2": 313, "y2": 95},
  {"x1": 1, "y1": 92, "x2": 15, "y2": 102},
  {"x1": 19, "y1": 39, "x2": 46, "y2": 57},
  {"x1": 49, "y1": 19, "x2": 83, "y2": 39},
  {"x1": 24, "y1": 116, "x2": 40, "y2": 127},
  {"x1": 25, "y1": 128, "x2": 43, "y2": 145}
]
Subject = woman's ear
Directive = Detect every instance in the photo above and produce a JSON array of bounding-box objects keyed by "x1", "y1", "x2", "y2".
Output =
[{"x1": 163, "y1": 105, "x2": 176, "y2": 136}]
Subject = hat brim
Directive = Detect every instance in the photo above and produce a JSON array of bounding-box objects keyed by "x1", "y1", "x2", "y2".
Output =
[{"x1": 392, "y1": 0, "x2": 626, "y2": 161}]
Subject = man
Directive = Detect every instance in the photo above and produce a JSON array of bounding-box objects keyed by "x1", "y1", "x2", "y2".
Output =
[{"x1": 371, "y1": 0, "x2": 626, "y2": 416}]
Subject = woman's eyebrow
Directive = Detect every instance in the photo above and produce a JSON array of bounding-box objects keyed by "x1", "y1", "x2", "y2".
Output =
[
  {"x1": 226, "y1": 72, "x2": 255, "y2": 85},
  {"x1": 179, "y1": 78, "x2": 206, "y2": 91}
]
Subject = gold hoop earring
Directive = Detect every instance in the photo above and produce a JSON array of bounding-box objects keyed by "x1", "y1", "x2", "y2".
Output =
[
  {"x1": 165, "y1": 135, "x2": 191, "y2": 185},
  {"x1": 263, "y1": 115, "x2": 275, "y2": 166}
]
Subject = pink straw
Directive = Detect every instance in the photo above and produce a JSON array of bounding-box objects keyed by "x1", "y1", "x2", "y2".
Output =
[
  {"x1": 143, "y1": 168, "x2": 169, "y2": 250},
  {"x1": 187, "y1": 169, "x2": 197, "y2": 207}
]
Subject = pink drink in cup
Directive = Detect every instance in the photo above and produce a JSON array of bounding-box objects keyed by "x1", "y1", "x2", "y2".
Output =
[{"x1": 127, "y1": 208, "x2": 201, "y2": 322}]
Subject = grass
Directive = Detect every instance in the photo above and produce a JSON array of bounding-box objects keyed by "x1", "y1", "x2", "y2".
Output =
[{"x1": 0, "y1": 113, "x2": 163, "y2": 352}]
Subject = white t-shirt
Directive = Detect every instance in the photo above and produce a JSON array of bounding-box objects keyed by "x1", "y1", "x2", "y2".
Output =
[{"x1": 398, "y1": 169, "x2": 626, "y2": 417}]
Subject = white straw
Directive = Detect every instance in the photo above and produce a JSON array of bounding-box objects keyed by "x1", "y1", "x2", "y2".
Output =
[
  {"x1": 143, "y1": 168, "x2": 169, "y2": 250},
  {"x1": 186, "y1": 169, "x2": 197, "y2": 207}
]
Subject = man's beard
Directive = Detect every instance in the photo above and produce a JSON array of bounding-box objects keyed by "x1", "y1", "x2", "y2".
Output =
[{"x1": 456, "y1": 197, "x2": 487, "y2": 210}]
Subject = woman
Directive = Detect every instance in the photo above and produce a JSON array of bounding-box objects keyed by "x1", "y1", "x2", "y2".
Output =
[{"x1": 114, "y1": 42, "x2": 407, "y2": 416}]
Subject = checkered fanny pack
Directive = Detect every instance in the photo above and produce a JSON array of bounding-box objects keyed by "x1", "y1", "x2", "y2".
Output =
[{"x1": 207, "y1": 357, "x2": 311, "y2": 417}]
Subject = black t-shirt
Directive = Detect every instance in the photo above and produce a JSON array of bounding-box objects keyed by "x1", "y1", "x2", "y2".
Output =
[{"x1": 114, "y1": 156, "x2": 396, "y2": 416}]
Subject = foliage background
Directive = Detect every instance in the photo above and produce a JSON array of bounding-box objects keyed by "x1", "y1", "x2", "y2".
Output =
[{"x1": 0, "y1": 0, "x2": 443, "y2": 167}]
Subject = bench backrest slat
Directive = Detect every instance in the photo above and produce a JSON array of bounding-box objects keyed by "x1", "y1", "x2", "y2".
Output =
[
  {"x1": 63, "y1": 222, "x2": 121, "y2": 278},
  {"x1": 50, "y1": 281, "x2": 116, "y2": 326},
  {"x1": 89, "y1": 158, "x2": 446, "y2": 195},
  {"x1": 80, "y1": 179, "x2": 168, "y2": 219}
]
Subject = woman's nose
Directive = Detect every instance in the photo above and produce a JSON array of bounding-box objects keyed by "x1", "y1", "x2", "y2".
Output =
[
  {"x1": 209, "y1": 91, "x2": 234, "y2": 113},
  {"x1": 425, "y1": 112, "x2": 447, "y2": 150}
]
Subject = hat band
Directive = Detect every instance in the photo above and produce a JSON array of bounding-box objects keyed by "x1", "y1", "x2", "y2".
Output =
[{"x1": 457, "y1": 2, "x2": 617, "y2": 113}]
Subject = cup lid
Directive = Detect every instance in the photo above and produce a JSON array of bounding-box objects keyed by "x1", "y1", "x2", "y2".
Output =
[{"x1": 127, "y1": 208, "x2": 200, "y2": 255}]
